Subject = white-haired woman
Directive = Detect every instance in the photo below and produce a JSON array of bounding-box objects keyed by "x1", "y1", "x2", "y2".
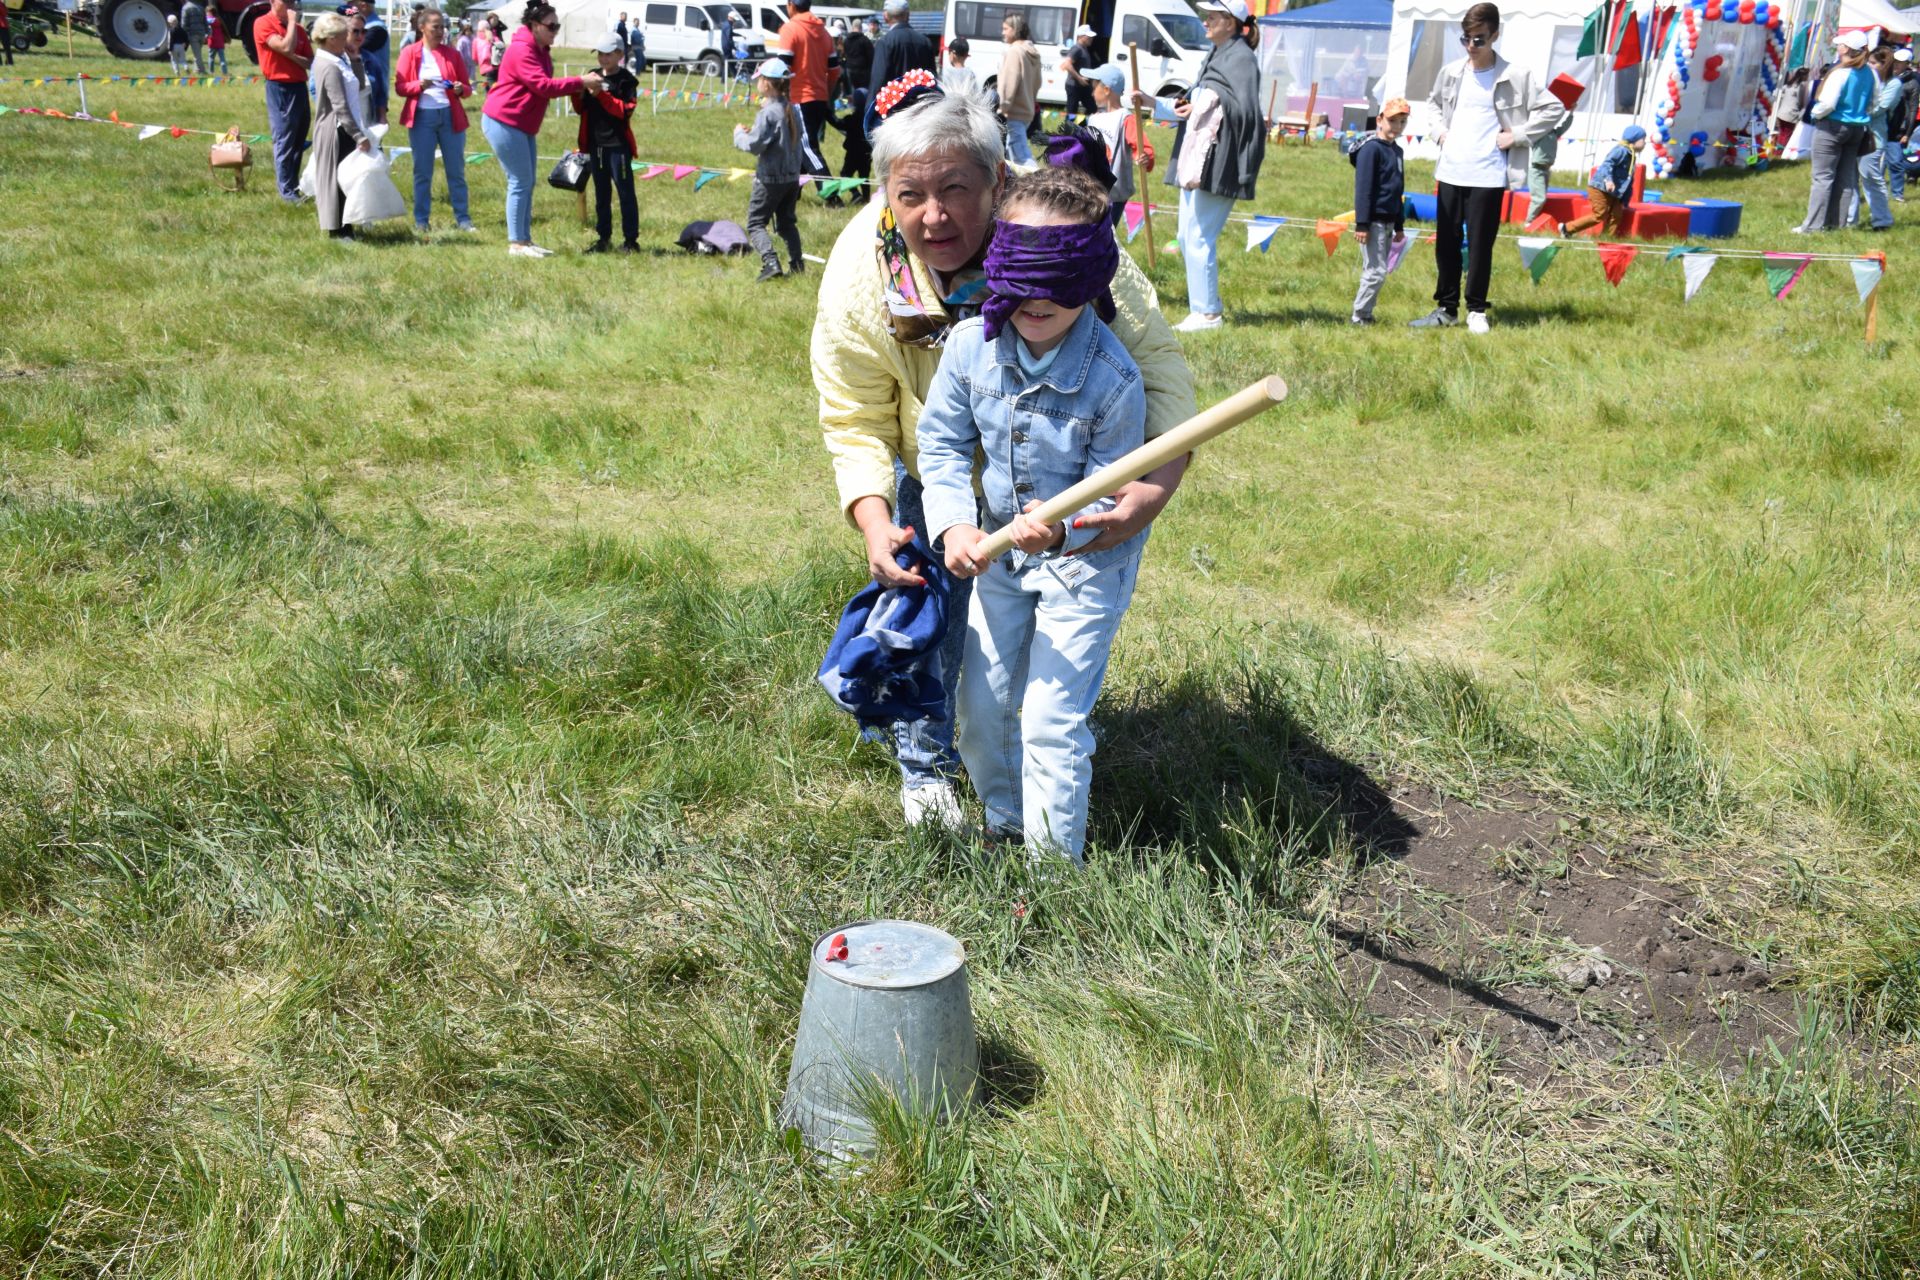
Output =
[
  {"x1": 810, "y1": 82, "x2": 1196, "y2": 830},
  {"x1": 310, "y1": 11, "x2": 373, "y2": 240}
]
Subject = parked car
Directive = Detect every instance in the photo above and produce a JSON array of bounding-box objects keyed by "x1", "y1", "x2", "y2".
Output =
[{"x1": 944, "y1": 0, "x2": 1211, "y2": 105}]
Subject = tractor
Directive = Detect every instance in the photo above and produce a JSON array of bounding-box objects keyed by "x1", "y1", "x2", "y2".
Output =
[{"x1": 88, "y1": 0, "x2": 275, "y2": 62}]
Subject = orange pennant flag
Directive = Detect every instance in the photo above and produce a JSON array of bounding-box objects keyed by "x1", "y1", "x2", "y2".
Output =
[
  {"x1": 1316, "y1": 218, "x2": 1343, "y2": 257},
  {"x1": 1598, "y1": 241, "x2": 1638, "y2": 287}
]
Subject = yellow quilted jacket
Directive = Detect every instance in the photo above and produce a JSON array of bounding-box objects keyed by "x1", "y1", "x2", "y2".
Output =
[{"x1": 811, "y1": 199, "x2": 1198, "y2": 523}]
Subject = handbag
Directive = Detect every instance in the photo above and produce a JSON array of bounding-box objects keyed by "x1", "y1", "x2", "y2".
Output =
[
  {"x1": 547, "y1": 150, "x2": 591, "y2": 191},
  {"x1": 209, "y1": 125, "x2": 252, "y2": 191}
]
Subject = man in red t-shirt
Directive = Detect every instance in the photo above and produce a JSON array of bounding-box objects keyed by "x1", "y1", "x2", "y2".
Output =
[
  {"x1": 254, "y1": 0, "x2": 314, "y2": 201},
  {"x1": 775, "y1": 0, "x2": 837, "y2": 195}
]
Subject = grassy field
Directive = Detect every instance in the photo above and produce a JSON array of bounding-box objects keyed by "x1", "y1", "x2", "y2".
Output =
[{"x1": 4, "y1": 40, "x2": 1920, "y2": 1277}]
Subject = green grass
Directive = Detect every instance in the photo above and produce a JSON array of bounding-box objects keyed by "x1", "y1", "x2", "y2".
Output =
[{"x1": 4, "y1": 40, "x2": 1920, "y2": 1276}]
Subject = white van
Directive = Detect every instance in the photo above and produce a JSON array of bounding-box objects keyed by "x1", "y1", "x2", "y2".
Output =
[{"x1": 944, "y1": 0, "x2": 1211, "y2": 104}]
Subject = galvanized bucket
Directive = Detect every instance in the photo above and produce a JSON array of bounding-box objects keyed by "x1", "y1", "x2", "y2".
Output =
[{"x1": 779, "y1": 919, "x2": 979, "y2": 1159}]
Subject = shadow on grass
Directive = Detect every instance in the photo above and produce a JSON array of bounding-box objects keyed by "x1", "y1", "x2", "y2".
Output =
[
  {"x1": 976, "y1": 1030, "x2": 1046, "y2": 1115},
  {"x1": 1090, "y1": 665, "x2": 1417, "y2": 876}
]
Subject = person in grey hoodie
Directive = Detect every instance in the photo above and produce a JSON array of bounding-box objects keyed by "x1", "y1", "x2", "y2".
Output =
[
  {"x1": 179, "y1": 0, "x2": 210, "y2": 73},
  {"x1": 733, "y1": 58, "x2": 821, "y2": 282},
  {"x1": 1140, "y1": 0, "x2": 1265, "y2": 333}
]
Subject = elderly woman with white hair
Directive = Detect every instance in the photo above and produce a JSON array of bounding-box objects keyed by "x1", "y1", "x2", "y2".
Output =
[
  {"x1": 811, "y1": 77, "x2": 1196, "y2": 830},
  {"x1": 310, "y1": 10, "x2": 374, "y2": 240}
]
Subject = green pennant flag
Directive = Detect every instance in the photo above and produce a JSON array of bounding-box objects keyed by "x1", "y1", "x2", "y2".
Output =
[
  {"x1": 1516, "y1": 236, "x2": 1560, "y2": 284},
  {"x1": 1575, "y1": 0, "x2": 1607, "y2": 58},
  {"x1": 1665, "y1": 244, "x2": 1702, "y2": 261},
  {"x1": 0, "y1": 105, "x2": 10, "y2": 115}
]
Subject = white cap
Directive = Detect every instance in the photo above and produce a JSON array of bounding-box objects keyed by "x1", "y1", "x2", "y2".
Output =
[
  {"x1": 1895, "y1": 46, "x2": 1913, "y2": 62},
  {"x1": 1834, "y1": 28, "x2": 1869, "y2": 50},
  {"x1": 758, "y1": 56, "x2": 791, "y2": 77},
  {"x1": 1074, "y1": 23, "x2": 1096, "y2": 37},
  {"x1": 592, "y1": 32, "x2": 623, "y2": 52},
  {"x1": 882, "y1": 0, "x2": 910, "y2": 11},
  {"x1": 1196, "y1": 0, "x2": 1252, "y2": 21}
]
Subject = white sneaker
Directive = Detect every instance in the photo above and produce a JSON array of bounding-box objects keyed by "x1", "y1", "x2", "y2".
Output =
[
  {"x1": 1173, "y1": 312, "x2": 1224, "y2": 333},
  {"x1": 1466, "y1": 311, "x2": 1491, "y2": 335},
  {"x1": 901, "y1": 781, "x2": 963, "y2": 829},
  {"x1": 507, "y1": 243, "x2": 547, "y2": 258}
]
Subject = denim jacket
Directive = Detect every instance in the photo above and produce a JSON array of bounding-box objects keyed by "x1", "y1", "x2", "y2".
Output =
[{"x1": 917, "y1": 309, "x2": 1147, "y2": 576}]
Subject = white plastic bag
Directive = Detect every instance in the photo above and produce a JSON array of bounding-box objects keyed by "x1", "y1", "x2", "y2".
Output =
[
  {"x1": 297, "y1": 152, "x2": 317, "y2": 199},
  {"x1": 339, "y1": 147, "x2": 407, "y2": 224}
]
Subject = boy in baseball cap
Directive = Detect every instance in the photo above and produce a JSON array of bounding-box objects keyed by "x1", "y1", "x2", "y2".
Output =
[
  {"x1": 1349, "y1": 98, "x2": 1409, "y2": 324},
  {"x1": 574, "y1": 32, "x2": 642, "y2": 253}
]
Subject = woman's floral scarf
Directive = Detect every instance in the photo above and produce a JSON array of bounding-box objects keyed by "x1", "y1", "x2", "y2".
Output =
[{"x1": 876, "y1": 204, "x2": 990, "y2": 349}]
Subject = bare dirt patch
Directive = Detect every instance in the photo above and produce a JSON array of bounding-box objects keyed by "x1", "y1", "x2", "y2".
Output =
[{"x1": 1324, "y1": 784, "x2": 1798, "y2": 1075}]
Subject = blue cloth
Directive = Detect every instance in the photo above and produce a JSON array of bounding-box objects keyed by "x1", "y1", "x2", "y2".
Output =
[
  {"x1": 407, "y1": 104, "x2": 468, "y2": 226},
  {"x1": 1833, "y1": 65, "x2": 1875, "y2": 126},
  {"x1": 264, "y1": 79, "x2": 311, "y2": 201},
  {"x1": 481, "y1": 114, "x2": 536, "y2": 242},
  {"x1": 1350, "y1": 134, "x2": 1404, "y2": 231},
  {"x1": 917, "y1": 307, "x2": 1147, "y2": 577},
  {"x1": 817, "y1": 533, "x2": 956, "y2": 731},
  {"x1": 890, "y1": 468, "x2": 970, "y2": 784},
  {"x1": 1589, "y1": 142, "x2": 1636, "y2": 196}
]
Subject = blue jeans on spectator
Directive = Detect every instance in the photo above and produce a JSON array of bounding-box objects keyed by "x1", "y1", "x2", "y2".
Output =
[
  {"x1": 1886, "y1": 137, "x2": 1907, "y2": 201},
  {"x1": 890, "y1": 464, "x2": 971, "y2": 790},
  {"x1": 407, "y1": 105, "x2": 469, "y2": 228},
  {"x1": 1177, "y1": 186, "x2": 1235, "y2": 316},
  {"x1": 265, "y1": 79, "x2": 312, "y2": 201},
  {"x1": 1005, "y1": 119, "x2": 1034, "y2": 164},
  {"x1": 1852, "y1": 146, "x2": 1893, "y2": 229},
  {"x1": 210, "y1": 45, "x2": 228, "y2": 73},
  {"x1": 481, "y1": 113, "x2": 536, "y2": 242}
]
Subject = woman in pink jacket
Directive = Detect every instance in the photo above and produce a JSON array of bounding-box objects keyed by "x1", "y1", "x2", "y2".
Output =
[{"x1": 480, "y1": 0, "x2": 604, "y2": 257}]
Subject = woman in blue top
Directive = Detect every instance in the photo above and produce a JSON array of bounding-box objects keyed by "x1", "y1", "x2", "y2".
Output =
[
  {"x1": 917, "y1": 164, "x2": 1146, "y2": 865},
  {"x1": 1846, "y1": 45, "x2": 1899, "y2": 231},
  {"x1": 1797, "y1": 30, "x2": 1876, "y2": 233}
]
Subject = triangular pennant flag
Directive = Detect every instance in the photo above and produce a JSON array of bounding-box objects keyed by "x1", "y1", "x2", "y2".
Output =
[
  {"x1": 467, "y1": 152, "x2": 489, "y2": 163},
  {"x1": 1665, "y1": 243, "x2": 1702, "y2": 262},
  {"x1": 1851, "y1": 256, "x2": 1885, "y2": 305},
  {"x1": 1515, "y1": 236, "x2": 1560, "y2": 284},
  {"x1": 1597, "y1": 242, "x2": 1637, "y2": 287},
  {"x1": 1575, "y1": 0, "x2": 1606, "y2": 58},
  {"x1": 728, "y1": 167, "x2": 751, "y2": 181},
  {"x1": 0, "y1": 105, "x2": 10, "y2": 116},
  {"x1": 1384, "y1": 233, "x2": 1411, "y2": 274},
  {"x1": 1246, "y1": 219, "x2": 1281, "y2": 253},
  {"x1": 138, "y1": 124, "x2": 164, "y2": 140},
  {"x1": 797, "y1": 174, "x2": 813, "y2": 188},
  {"x1": 1123, "y1": 201, "x2": 1145, "y2": 240},
  {"x1": 389, "y1": 146, "x2": 410, "y2": 158},
  {"x1": 672, "y1": 164, "x2": 697, "y2": 180},
  {"x1": 694, "y1": 169, "x2": 721, "y2": 190},
  {"x1": 1761, "y1": 253, "x2": 1810, "y2": 300},
  {"x1": 1681, "y1": 252, "x2": 1717, "y2": 301},
  {"x1": 638, "y1": 163, "x2": 668, "y2": 179},
  {"x1": 1315, "y1": 218, "x2": 1343, "y2": 257}
]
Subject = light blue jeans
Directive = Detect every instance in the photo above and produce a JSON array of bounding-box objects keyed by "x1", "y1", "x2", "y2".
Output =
[
  {"x1": 890, "y1": 466, "x2": 971, "y2": 789},
  {"x1": 481, "y1": 113, "x2": 537, "y2": 243},
  {"x1": 1850, "y1": 146, "x2": 1893, "y2": 229},
  {"x1": 956, "y1": 547, "x2": 1140, "y2": 863},
  {"x1": 407, "y1": 105, "x2": 470, "y2": 228},
  {"x1": 1177, "y1": 186, "x2": 1236, "y2": 317},
  {"x1": 1005, "y1": 120, "x2": 1034, "y2": 164},
  {"x1": 1888, "y1": 138, "x2": 1908, "y2": 200}
]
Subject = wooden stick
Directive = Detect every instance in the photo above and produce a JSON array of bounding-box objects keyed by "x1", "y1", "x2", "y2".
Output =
[
  {"x1": 971, "y1": 376, "x2": 1287, "y2": 564},
  {"x1": 1126, "y1": 42, "x2": 1156, "y2": 270}
]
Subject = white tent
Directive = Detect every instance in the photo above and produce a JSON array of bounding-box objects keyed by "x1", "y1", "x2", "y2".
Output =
[
  {"x1": 1379, "y1": 0, "x2": 1782, "y2": 178},
  {"x1": 1839, "y1": 0, "x2": 1920, "y2": 35}
]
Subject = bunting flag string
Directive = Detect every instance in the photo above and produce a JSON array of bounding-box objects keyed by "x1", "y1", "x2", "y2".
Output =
[
  {"x1": 1762, "y1": 252, "x2": 1811, "y2": 300},
  {"x1": 1516, "y1": 236, "x2": 1561, "y2": 285},
  {"x1": 1597, "y1": 242, "x2": 1639, "y2": 287},
  {"x1": 1681, "y1": 252, "x2": 1718, "y2": 301}
]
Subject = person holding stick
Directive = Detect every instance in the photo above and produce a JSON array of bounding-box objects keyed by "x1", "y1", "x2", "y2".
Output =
[
  {"x1": 811, "y1": 80, "x2": 1195, "y2": 829},
  {"x1": 916, "y1": 165, "x2": 1144, "y2": 864},
  {"x1": 1086, "y1": 64, "x2": 1154, "y2": 225}
]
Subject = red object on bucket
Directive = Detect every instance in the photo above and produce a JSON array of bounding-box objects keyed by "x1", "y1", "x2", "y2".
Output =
[
  {"x1": 826, "y1": 933, "x2": 849, "y2": 962},
  {"x1": 1548, "y1": 73, "x2": 1585, "y2": 112}
]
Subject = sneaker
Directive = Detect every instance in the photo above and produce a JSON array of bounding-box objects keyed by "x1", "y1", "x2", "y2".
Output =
[
  {"x1": 755, "y1": 258, "x2": 782, "y2": 283},
  {"x1": 1173, "y1": 312, "x2": 1224, "y2": 333},
  {"x1": 902, "y1": 781, "x2": 963, "y2": 829},
  {"x1": 619, "y1": 242, "x2": 639, "y2": 255},
  {"x1": 1349, "y1": 315, "x2": 1374, "y2": 326},
  {"x1": 1466, "y1": 311, "x2": 1490, "y2": 335},
  {"x1": 1555, "y1": 221, "x2": 1568, "y2": 238},
  {"x1": 507, "y1": 243, "x2": 547, "y2": 258},
  {"x1": 415, "y1": 222, "x2": 431, "y2": 234},
  {"x1": 1408, "y1": 308, "x2": 1456, "y2": 329},
  {"x1": 584, "y1": 239, "x2": 611, "y2": 254},
  {"x1": 456, "y1": 220, "x2": 478, "y2": 233}
]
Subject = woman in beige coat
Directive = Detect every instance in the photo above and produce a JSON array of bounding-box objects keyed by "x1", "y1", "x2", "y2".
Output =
[
  {"x1": 310, "y1": 11, "x2": 372, "y2": 239},
  {"x1": 995, "y1": 12, "x2": 1040, "y2": 164}
]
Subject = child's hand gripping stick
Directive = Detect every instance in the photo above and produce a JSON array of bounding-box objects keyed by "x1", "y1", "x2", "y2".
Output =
[{"x1": 968, "y1": 375, "x2": 1288, "y2": 566}]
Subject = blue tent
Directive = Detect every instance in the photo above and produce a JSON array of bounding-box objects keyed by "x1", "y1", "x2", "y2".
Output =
[{"x1": 1259, "y1": 0, "x2": 1392, "y2": 30}]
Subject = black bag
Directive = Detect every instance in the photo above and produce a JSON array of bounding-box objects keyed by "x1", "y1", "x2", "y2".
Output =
[{"x1": 547, "y1": 150, "x2": 591, "y2": 191}]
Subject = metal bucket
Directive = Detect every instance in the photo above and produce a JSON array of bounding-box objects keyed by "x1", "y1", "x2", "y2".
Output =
[{"x1": 779, "y1": 919, "x2": 979, "y2": 1159}]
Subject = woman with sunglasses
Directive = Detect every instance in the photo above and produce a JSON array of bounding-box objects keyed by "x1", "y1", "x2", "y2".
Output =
[
  {"x1": 1409, "y1": 2, "x2": 1565, "y2": 335},
  {"x1": 481, "y1": 0, "x2": 605, "y2": 257}
]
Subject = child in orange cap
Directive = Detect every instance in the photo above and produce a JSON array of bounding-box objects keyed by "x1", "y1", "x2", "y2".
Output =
[{"x1": 1349, "y1": 97, "x2": 1409, "y2": 324}]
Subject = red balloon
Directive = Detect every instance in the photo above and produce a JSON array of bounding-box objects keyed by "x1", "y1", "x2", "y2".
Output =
[
  {"x1": 1705, "y1": 3, "x2": 1720, "y2": 18},
  {"x1": 1768, "y1": 10, "x2": 1782, "y2": 24}
]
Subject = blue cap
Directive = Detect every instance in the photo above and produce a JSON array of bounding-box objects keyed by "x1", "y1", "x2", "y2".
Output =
[
  {"x1": 1088, "y1": 64, "x2": 1128, "y2": 96},
  {"x1": 1622, "y1": 124, "x2": 1647, "y2": 142},
  {"x1": 758, "y1": 56, "x2": 791, "y2": 78}
]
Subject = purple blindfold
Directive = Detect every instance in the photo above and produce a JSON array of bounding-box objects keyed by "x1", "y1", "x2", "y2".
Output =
[{"x1": 980, "y1": 220, "x2": 1119, "y2": 341}]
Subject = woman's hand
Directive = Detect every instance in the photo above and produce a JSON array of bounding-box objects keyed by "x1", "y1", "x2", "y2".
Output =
[
  {"x1": 581, "y1": 70, "x2": 605, "y2": 92},
  {"x1": 942, "y1": 525, "x2": 989, "y2": 579},
  {"x1": 1009, "y1": 502, "x2": 1062, "y2": 555}
]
